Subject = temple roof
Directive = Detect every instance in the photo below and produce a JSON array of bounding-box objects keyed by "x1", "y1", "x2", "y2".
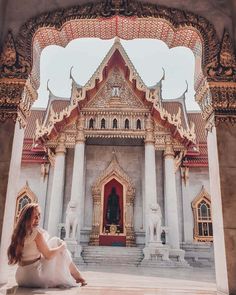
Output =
[
  {"x1": 34, "y1": 39, "x2": 196, "y2": 146},
  {"x1": 25, "y1": 109, "x2": 45, "y2": 138},
  {"x1": 162, "y1": 101, "x2": 188, "y2": 130},
  {"x1": 187, "y1": 112, "x2": 206, "y2": 142},
  {"x1": 22, "y1": 100, "x2": 207, "y2": 167}
]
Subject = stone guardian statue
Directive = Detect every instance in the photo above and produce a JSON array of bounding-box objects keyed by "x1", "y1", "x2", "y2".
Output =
[
  {"x1": 65, "y1": 200, "x2": 79, "y2": 240},
  {"x1": 148, "y1": 203, "x2": 162, "y2": 243}
]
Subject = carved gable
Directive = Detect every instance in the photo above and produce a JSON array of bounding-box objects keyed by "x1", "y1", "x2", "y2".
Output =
[{"x1": 85, "y1": 67, "x2": 147, "y2": 110}]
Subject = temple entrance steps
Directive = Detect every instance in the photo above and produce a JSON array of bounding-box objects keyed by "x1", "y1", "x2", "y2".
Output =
[{"x1": 81, "y1": 246, "x2": 144, "y2": 266}]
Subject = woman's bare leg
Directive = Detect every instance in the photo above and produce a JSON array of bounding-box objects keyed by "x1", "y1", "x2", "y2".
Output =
[{"x1": 69, "y1": 262, "x2": 87, "y2": 286}]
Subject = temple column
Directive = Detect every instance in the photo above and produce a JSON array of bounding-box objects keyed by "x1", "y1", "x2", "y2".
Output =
[
  {"x1": 47, "y1": 133, "x2": 66, "y2": 237},
  {"x1": 180, "y1": 167, "x2": 193, "y2": 242},
  {"x1": 201, "y1": 30, "x2": 236, "y2": 293},
  {"x1": 0, "y1": 63, "x2": 36, "y2": 283},
  {"x1": 125, "y1": 186, "x2": 135, "y2": 247},
  {"x1": 207, "y1": 124, "x2": 228, "y2": 294},
  {"x1": 89, "y1": 187, "x2": 101, "y2": 245},
  {"x1": 70, "y1": 115, "x2": 85, "y2": 242},
  {"x1": 164, "y1": 136, "x2": 180, "y2": 249},
  {"x1": 0, "y1": 121, "x2": 25, "y2": 283},
  {"x1": 144, "y1": 115, "x2": 157, "y2": 245}
]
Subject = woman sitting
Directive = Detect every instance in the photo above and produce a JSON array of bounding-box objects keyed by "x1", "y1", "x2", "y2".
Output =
[{"x1": 7, "y1": 203, "x2": 87, "y2": 288}]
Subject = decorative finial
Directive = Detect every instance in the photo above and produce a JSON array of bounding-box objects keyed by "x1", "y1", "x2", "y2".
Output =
[
  {"x1": 161, "y1": 67, "x2": 165, "y2": 81},
  {"x1": 47, "y1": 79, "x2": 56, "y2": 98},
  {"x1": 184, "y1": 80, "x2": 188, "y2": 95},
  {"x1": 114, "y1": 37, "x2": 120, "y2": 44},
  {"x1": 46, "y1": 79, "x2": 51, "y2": 93},
  {"x1": 69, "y1": 66, "x2": 74, "y2": 79}
]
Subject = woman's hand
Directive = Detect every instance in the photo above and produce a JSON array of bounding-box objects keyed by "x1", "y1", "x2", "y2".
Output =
[
  {"x1": 59, "y1": 241, "x2": 66, "y2": 252},
  {"x1": 35, "y1": 232, "x2": 67, "y2": 259}
]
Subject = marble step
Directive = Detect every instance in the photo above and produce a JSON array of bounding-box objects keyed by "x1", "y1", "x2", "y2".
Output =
[
  {"x1": 141, "y1": 258, "x2": 190, "y2": 268},
  {"x1": 82, "y1": 246, "x2": 144, "y2": 266}
]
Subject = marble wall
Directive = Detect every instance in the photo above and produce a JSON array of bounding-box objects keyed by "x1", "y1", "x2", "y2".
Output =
[
  {"x1": 19, "y1": 163, "x2": 49, "y2": 227},
  {"x1": 18, "y1": 145, "x2": 211, "y2": 248},
  {"x1": 189, "y1": 167, "x2": 210, "y2": 200},
  {"x1": 84, "y1": 145, "x2": 145, "y2": 231}
]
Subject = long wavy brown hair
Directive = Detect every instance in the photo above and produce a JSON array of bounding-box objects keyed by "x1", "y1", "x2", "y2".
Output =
[{"x1": 7, "y1": 202, "x2": 39, "y2": 265}]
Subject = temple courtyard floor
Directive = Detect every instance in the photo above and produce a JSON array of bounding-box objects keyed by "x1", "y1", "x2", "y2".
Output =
[{"x1": 0, "y1": 265, "x2": 218, "y2": 295}]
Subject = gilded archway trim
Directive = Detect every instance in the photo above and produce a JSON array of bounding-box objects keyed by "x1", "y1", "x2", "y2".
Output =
[
  {"x1": 15, "y1": 181, "x2": 38, "y2": 222},
  {"x1": 89, "y1": 152, "x2": 135, "y2": 246},
  {"x1": 191, "y1": 186, "x2": 213, "y2": 242},
  {"x1": 1, "y1": 0, "x2": 220, "y2": 83}
]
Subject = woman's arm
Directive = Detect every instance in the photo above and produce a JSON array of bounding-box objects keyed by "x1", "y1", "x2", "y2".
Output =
[{"x1": 35, "y1": 231, "x2": 66, "y2": 260}]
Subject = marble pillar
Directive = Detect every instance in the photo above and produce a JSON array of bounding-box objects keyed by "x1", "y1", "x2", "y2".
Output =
[
  {"x1": 181, "y1": 167, "x2": 193, "y2": 243},
  {"x1": 47, "y1": 133, "x2": 66, "y2": 237},
  {"x1": 0, "y1": 121, "x2": 24, "y2": 284},
  {"x1": 0, "y1": 119, "x2": 15, "y2": 239},
  {"x1": 207, "y1": 125, "x2": 230, "y2": 295},
  {"x1": 144, "y1": 115, "x2": 158, "y2": 245},
  {"x1": 40, "y1": 163, "x2": 50, "y2": 228},
  {"x1": 164, "y1": 138, "x2": 180, "y2": 249},
  {"x1": 70, "y1": 116, "x2": 85, "y2": 242}
]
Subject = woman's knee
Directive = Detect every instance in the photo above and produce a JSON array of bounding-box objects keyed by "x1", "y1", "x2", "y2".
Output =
[{"x1": 48, "y1": 237, "x2": 63, "y2": 247}]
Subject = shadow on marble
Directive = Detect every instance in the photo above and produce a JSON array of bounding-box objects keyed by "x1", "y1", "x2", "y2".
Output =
[
  {"x1": 0, "y1": 285, "x2": 81, "y2": 295},
  {"x1": 0, "y1": 285, "x2": 218, "y2": 295},
  {"x1": 1, "y1": 265, "x2": 217, "y2": 295},
  {"x1": 80, "y1": 265, "x2": 216, "y2": 283}
]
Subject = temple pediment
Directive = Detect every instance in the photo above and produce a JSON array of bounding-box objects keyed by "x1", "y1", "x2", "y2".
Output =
[{"x1": 84, "y1": 67, "x2": 147, "y2": 110}]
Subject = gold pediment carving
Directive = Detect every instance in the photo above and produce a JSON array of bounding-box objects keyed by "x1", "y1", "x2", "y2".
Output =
[{"x1": 84, "y1": 67, "x2": 147, "y2": 110}]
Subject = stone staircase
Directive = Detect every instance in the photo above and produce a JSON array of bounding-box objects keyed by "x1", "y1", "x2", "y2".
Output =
[
  {"x1": 81, "y1": 246, "x2": 144, "y2": 266},
  {"x1": 181, "y1": 242, "x2": 214, "y2": 267}
]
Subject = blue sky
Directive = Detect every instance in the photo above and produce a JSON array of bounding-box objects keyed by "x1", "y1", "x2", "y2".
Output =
[{"x1": 34, "y1": 38, "x2": 200, "y2": 111}]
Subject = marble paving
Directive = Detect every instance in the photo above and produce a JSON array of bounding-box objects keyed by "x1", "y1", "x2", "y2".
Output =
[{"x1": 0, "y1": 265, "x2": 218, "y2": 295}]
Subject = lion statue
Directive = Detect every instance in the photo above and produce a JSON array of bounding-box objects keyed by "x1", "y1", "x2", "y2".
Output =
[
  {"x1": 65, "y1": 200, "x2": 79, "y2": 240},
  {"x1": 148, "y1": 203, "x2": 162, "y2": 243}
]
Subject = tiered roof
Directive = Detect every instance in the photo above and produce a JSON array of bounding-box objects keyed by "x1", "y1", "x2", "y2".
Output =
[{"x1": 22, "y1": 39, "x2": 208, "y2": 167}]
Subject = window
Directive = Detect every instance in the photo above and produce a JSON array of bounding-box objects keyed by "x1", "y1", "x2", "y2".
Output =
[
  {"x1": 101, "y1": 118, "x2": 106, "y2": 129},
  {"x1": 89, "y1": 118, "x2": 94, "y2": 129},
  {"x1": 136, "y1": 119, "x2": 141, "y2": 129},
  {"x1": 18, "y1": 195, "x2": 31, "y2": 212},
  {"x1": 125, "y1": 119, "x2": 129, "y2": 129},
  {"x1": 192, "y1": 187, "x2": 213, "y2": 242},
  {"x1": 15, "y1": 182, "x2": 38, "y2": 222},
  {"x1": 113, "y1": 118, "x2": 118, "y2": 129}
]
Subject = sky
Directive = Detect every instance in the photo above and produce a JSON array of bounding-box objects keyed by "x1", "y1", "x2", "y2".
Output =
[{"x1": 34, "y1": 38, "x2": 200, "y2": 111}]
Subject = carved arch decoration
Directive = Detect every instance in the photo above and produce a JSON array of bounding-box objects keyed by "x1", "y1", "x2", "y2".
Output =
[
  {"x1": 191, "y1": 186, "x2": 213, "y2": 242},
  {"x1": 0, "y1": 0, "x2": 222, "y2": 85},
  {"x1": 89, "y1": 152, "x2": 135, "y2": 246},
  {"x1": 15, "y1": 181, "x2": 38, "y2": 222},
  {"x1": 0, "y1": 0, "x2": 235, "y2": 126}
]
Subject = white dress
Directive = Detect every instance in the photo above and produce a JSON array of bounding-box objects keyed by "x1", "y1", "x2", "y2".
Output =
[{"x1": 15, "y1": 227, "x2": 77, "y2": 288}]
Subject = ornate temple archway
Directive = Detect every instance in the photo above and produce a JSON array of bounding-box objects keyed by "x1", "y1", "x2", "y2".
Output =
[
  {"x1": 89, "y1": 153, "x2": 135, "y2": 246},
  {"x1": 0, "y1": 0, "x2": 235, "y2": 292},
  {"x1": 0, "y1": 1, "x2": 234, "y2": 129}
]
